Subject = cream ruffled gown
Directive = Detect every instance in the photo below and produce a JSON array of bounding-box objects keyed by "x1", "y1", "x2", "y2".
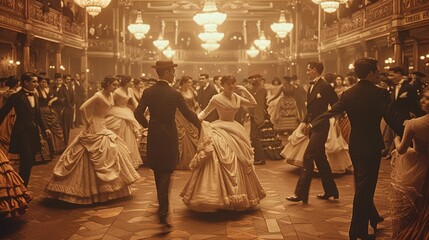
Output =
[
  {"x1": 180, "y1": 93, "x2": 266, "y2": 212},
  {"x1": 105, "y1": 88, "x2": 143, "y2": 168},
  {"x1": 45, "y1": 92, "x2": 140, "y2": 204},
  {"x1": 282, "y1": 118, "x2": 353, "y2": 174}
]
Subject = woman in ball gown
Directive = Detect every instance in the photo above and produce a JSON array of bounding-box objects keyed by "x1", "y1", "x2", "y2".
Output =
[
  {"x1": 36, "y1": 76, "x2": 65, "y2": 155},
  {"x1": 181, "y1": 75, "x2": 266, "y2": 212},
  {"x1": 268, "y1": 76, "x2": 299, "y2": 134},
  {"x1": 390, "y1": 86, "x2": 429, "y2": 239},
  {"x1": 0, "y1": 77, "x2": 20, "y2": 161},
  {"x1": 334, "y1": 74, "x2": 351, "y2": 144},
  {"x1": 0, "y1": 149, "x2": 32, "y2": 219},
  {"x1": 105, "y1": 75, "x2": 143, "y2": 169},
  {"x1": 282, "y1": 118, "x2": 353, "y2": 174},
  {"x1": 45, "y1": 76, "x2": 140, "y2": 204},
  {"x1": 266, "y1": 77, "x2": 283, "y2": 125},
  {"x1": 175, "y1": 75, "x2": 200, "y2": 170}
]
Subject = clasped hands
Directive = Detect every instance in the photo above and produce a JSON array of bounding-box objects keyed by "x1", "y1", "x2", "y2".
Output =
[{"x1": 301, "y1": 123, "x2": 312, "y2": 136}]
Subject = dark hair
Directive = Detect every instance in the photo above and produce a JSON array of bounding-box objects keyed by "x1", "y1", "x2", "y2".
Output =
[
  {"x1": 117, "y1": 75, "x2": 132, "y2": 86},
  {"x1": 179, "y1": 75, "x2": 192, "y2": 86},
  {"x1": 100, "y1": 75, "x2": 118, "y2": 89},
  {"x1": 63, "y1": 74, "x2": 71, "y2": 79},
  {"x1": 213, "y1": 75, "x2": 221, "y2": 82},
  {"x1": 335, "y1": 74, "x2": 344, "y2": 80},
  {"x1": 133, "y1": 78, "x2": 143, "y2": 85},
  {"x1": 155, "y1": 68, "x2": 169, "y2": 78},
  {"x1": 21, "y1": 72, "x2": 37, "y2": 85},
  {"x1": 324, "y1": 73, "x2": 336, "y2": 84},
  {"x1": 308, "y1": 61, "x2": 324, "y2": 74},
  {"x1": 220, "y1": 75, "x2": 236, "y2": 85},
  {"x1": 199, "y1": 73, "x2": 209, "y2": 79},
  {"x1": 345, "y1": 76, "x2": 357, "y2": 85},
  {"x1": 389, "y1": 66, "x2": 406, "y2": 76},
  {"x1": 271, "y1": 77, "x2": 281, "y2": 85},
  {"x1": 5, "y1": 76, "x2": 19, "y2": 88},
  {"x1": 354, "y1": 58, "x2": 378, "y2": 79}
]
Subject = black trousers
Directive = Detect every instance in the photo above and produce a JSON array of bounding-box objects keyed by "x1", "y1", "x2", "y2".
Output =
[
  {"x1": 295, "y1": 121, "x2": 338, "y2": 197},
  {"x1": 154, "y1": 170, "x2": 173, "y2": 223},
  {"x1": 62, "y1": 106, "x2": 73, "y2": 146},
  {"x1": 250, "y1": 117, "x2": 265, "y2": 162},
  {"x1": 18, "y1": 143, "x2": 37, "y2": 187},
  {"x1": 349, "y1": 150, "x2": 381, "y2": 236}
]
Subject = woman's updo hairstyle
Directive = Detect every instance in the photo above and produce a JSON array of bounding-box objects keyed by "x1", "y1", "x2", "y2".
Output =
[
  {"x1": 220, "y1": 75, "x2": 236, "y2": 86},
  {"x1": 117, "y1": 75, "x2": 132, "y2": 86},
  {"x1": 179, "y1": 75, "x2": 192, "y2": 86},
  {"x1": 100, "y1": 75, "x2": 118, "y2": 89}
]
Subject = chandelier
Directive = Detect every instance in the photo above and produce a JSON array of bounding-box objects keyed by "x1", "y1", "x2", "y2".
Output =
[
  {"x1": 246, "y1": 45, "x2": 260, "y2": 58},
  {"x1": 127, "y1": 11, "x2": 150, "y2": 40},
  {"x1": 312, "y1": 0, "x2": 348, "y2": 13},
  {"x1": 198, "y1": 25, "x2": 224, "y2": 42},
  {"x1": 201, "y1": 42, "x2": 220, "y2": 52},
  {"x1": 193, "y1": 0, "x2": 227, "y2": 27},
  {"x1": 162, "y1": 46, "x2": 176, "y2": 58},
  {"x1": 74, "y1": 0, "x2": 112, "y2": 16},
  {"x1": 153, "y1": 20, "x2": 170, "y2": 51},
  {"x1": 270, "y1": 10, "x2": 294, "y2": 38},
  {"x1": 254, "y1": 31, "x2": 271, "y2": 51}
]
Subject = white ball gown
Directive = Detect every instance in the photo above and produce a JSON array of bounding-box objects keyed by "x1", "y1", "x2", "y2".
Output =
[
  {"x1": 45, "y1": 92, "x2": 140, "y2": 204},
  {"x1": 180, "y1": 93, "x2": 266, "y2": 212},
  {"x1": 282, "y1": 118, "x2": 353, "y2": 174},
  {"x1": 105, "y1": 88, "x2": 143, "y2": 169}
]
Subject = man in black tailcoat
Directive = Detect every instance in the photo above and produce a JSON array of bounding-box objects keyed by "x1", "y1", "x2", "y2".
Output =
[
  {"x1": 134, "y1": 60, "x2": 200, "y2": 229},
  {"x1": 286, "y1": 60, "x2": 339, "y2": 203},
  {"x1": 309, "y1": 58, "x2": 390, "y2": 239},
  {"x1": 0, "y1": 72, "x2": 50, "y2": 186},
  {"x1": 385, "y1": 66, "x2": 421, "y2": 137},
  {"x1": 196, "y1": 73, "x2": 218, "y2": 122}
]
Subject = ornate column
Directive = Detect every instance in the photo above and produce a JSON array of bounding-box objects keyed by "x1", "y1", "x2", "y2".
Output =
[
  {"x1": 19, "y1": 33, "x2": 34, "y2": 73},
  {"x1": 81, "y1": 48, "x2": 88, "y2": 92},
  {"x1": 388, "y1": 31, "x2": 403, "y2": 67},
  {"x1": 55, "y1": 43, "x2": 64, "y2": 72}
]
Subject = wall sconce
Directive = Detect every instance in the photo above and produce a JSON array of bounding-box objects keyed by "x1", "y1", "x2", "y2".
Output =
[
  {"x1": 60, "y1": 65, "x2": 66, "y2": 71},
  {"x1": 8, "y1": 60, "x2": 21, "y2": 67},
  {"x1": 49, "y1": 65, "x2": 56, "y2": 69}
]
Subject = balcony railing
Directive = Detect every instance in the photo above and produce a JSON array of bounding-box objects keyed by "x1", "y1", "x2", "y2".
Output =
[{"x1": 320, "y1": 0, "x2": 393, "y2": 45}]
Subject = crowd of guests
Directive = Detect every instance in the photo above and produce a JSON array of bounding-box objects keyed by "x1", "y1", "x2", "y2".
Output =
[{"x1": 0, "y1": 57, "x2": 428, "y2": 239}]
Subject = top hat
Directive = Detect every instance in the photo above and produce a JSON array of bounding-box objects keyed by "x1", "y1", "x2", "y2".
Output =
[
  {"x1": 291, "y1": 74, "x2": 298, "y2": 80},
  {"x1": 248, "y1": 73, "x2": 262, "y2": 79},
  {"x1": 151, "y1": 60, "x2": 178, "y2": 69}
]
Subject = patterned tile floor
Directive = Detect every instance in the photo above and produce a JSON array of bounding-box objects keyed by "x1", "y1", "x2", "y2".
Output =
[{"x1": 0, "y1": 128, "x2": 393, "y2": 240}]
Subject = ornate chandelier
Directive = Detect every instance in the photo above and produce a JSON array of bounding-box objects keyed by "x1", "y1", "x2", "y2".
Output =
[
  {"x1": 201, "y1": 42, "x2": 220, "y2": 52},
  {"x1": 246, "y1": 45, "x2": 260, "y2": 58},
  {"x1": 162, "y1": 46, "x2": 176, "y2": 58},
  {"x1": 153, "y1": 20, "x2": 170, "y2": 51},
  {"x1": 312, "y1": 0, "x2": 348, "y2": 13},
  {"x1": 193, "y1": 0, "x2": 227, "y2": 27},
  {"x1": 74, "y1": 0, "x2": 112, "y2": 16},
  {"x1": 270, "y1": 10, "x2": 294, "y2": 38},
  {"x1": 254, "y1": 31, "x2": 271, "y2": 51},
  {"x1": 198, "y1": 25, "x2": 224, "y2": 42},
  {"x1": 127, "y1": 11, "x2": 150, "y2": 40}
]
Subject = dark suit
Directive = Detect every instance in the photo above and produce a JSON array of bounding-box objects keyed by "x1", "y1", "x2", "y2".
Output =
[
  {"x1": 385, "y1": 80, "x2": 421, "y2": 137},
  {"x1": 248, "y1": 83, "x2": 268, "y2": 161},
  {"x1": 0, "y1": 89, "x2": 47, "y2": 186},
  {"x1": 311, "y1": 80, "x2": 391, "y2": 238},
  {"x1": 134, "y1": 80, "x2": 200, "y2": 223},
  {"x1": 56, "y1": 85, "x2": 74, "y2": 145},
  {"x1": 295, "y1": 77, "x2": 339, "y2": 198},
  {"x1": 73, "y1": 81, "x2": 86, "y2": 126},
  {"x1": 196, "y1": 83, "x2": 219, "y2": 122}
]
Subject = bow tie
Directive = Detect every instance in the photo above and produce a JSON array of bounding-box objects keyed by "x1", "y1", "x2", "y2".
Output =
[{"x1": 25, "y1": 92, "x2": 34, "y2": 96}]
